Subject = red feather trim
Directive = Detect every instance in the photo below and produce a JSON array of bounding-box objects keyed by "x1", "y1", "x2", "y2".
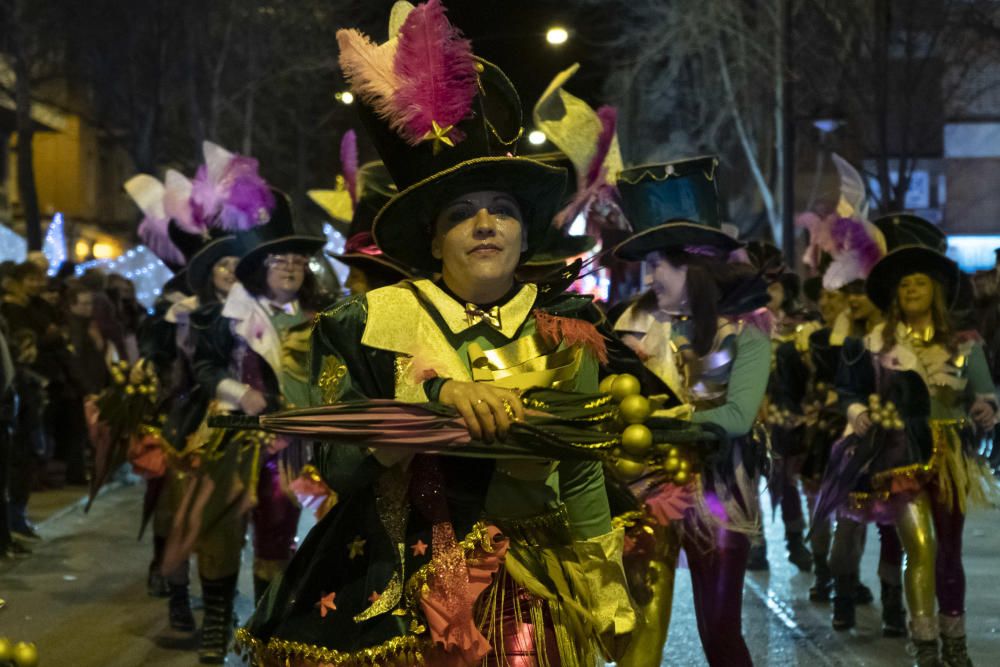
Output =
[{"x1": 533, "y1": 309, "x2": 609, "y2": 364}]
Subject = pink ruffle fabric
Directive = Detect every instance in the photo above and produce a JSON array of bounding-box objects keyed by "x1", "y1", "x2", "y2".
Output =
[
  {"x1": 643, "y1": 481, "x2": 697, "y2": 525},
  {"x1": 128, "y1": 431, "x2": 168, "y2": 479},
  {"x1": 419, "y1": 525, "x2": 509, "y2": 666}
]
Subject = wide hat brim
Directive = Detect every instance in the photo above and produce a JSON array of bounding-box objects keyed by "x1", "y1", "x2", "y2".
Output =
[
  {"x1": 326, "y1": 250, "x2": 414, "y2": 280},
  {"x1": 187, "y1": 236, "x2": 242, "y2": 292},
  {"x1": 235, "y1": 236, "x2": 327, "y2": 284},
  {"x1": 613, "y1": 221, "x2": 742, "y2": 261},
  {"x1": 523, "y1": 234, "x2": 596, "y2": 266},
  {"x1": 865, "y1": 245, "x2": 961, "y2": 312},
  {"x1": 373, "y1": 156, "x2": 567, "y2": 273}
]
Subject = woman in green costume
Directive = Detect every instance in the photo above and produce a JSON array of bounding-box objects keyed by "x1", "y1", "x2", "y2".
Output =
[{"x1": 237, "y1": 2, "x2": 664, "y2": 665}]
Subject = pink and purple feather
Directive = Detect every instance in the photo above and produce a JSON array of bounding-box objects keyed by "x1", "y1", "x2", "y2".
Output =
[
  {"x1": 392, "y1": 0, "x2": 477, "y2": 146},
  {"x1": 340, "y1": 130, "x2": 359, "y2": 207}
]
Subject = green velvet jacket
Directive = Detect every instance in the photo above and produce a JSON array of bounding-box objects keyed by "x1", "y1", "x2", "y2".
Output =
[{"x1": 242, "y1": 279, "x2": 665, "y2": 662}]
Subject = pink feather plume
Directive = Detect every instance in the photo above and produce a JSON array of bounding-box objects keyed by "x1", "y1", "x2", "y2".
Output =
[
  {"x1": 586, "y1": 106, "x2": 617, "y2": 188},
  {"x1": 391, "y1": 0, "x2": 477, "y2": 146},
  {"x1": 340, "y1": 130, "x2": 359, "y2": 207},
  {"x1": 337, "y1": 29, "x2": 403, "y2": 125}
]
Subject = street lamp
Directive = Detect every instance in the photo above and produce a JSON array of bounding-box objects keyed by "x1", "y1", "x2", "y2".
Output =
[
  {"x1": 336, "y1": 91, "x2": 354, "y2": 105},
  {"x1": 528, "y1": 130, "x2": 547, "y2": 145},
  {"x1": 546, "y1": 26, "x2": 568, "y2": 45}
]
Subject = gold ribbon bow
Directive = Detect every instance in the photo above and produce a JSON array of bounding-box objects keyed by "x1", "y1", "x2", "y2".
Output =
[{"x1": 465, "y1": 303, "x2": 502, "y2": 330}]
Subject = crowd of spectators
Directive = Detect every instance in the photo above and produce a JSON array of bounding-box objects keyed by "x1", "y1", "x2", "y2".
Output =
[{"x1": 0, "y1": 252, "x2": 146, "y2": 560}]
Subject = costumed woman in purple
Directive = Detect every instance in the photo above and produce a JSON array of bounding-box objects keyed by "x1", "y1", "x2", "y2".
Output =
[
  {"x1": 817, "y1": 242, "x2": 998, "y2": 667},
  {"x1": 611, "y1": 157, "x2": 772, "y2": 667}
]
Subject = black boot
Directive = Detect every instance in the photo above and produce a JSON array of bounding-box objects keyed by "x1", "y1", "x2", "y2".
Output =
[
  {"x1": 809, "y1": 560, "x2": 833, "y2": 602},
  {"x1": 880, "y1": 580, "x2": 906, "y2": 637},
  {"x1": 147, "y1": 536, "x2": 169, "y2": 598},
  {"x1": 940, "y1": 635, "x2": 972, "y2": 667},
  {"x1": 854, "y1": 580, "x2": 874, "y2": 605},
  {"x1": 199, "y1": 574, "x2": 238, "y2": 664},
  {"x1": 940, "y1": 615, "x2": 972, "y2": 667},
  {"x1": 912, "y1": 639, "x2": 941, "y2": 667},
  {"x1": 747, "y1": 539, "x2": 769, "y2": 571},
  {"x1": 168, "y1": 583, "x2": 196, "y2": 632},
  {"x1": 832, "y1": 575, "x2": 856, "y2": 631},
  {"x1": 786, "y1": 531, "x2": 812, "y2": 572}
]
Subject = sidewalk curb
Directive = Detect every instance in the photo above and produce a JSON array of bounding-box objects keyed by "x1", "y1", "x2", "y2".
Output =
[{"x1": 38, "y1": 478, "x2": 133, "y2": 529}]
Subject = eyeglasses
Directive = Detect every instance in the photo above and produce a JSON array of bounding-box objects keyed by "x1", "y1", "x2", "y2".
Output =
[{"x1": 265, "y1": 254, "x2": 309, "y2": 271}]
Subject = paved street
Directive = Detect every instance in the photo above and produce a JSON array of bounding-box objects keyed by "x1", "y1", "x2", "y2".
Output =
[{"x1": 1, "y1": 479, "x2": 998, "y2": 666}]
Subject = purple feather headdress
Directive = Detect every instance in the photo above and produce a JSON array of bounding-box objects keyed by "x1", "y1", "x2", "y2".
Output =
[
  {"x1": 802, "y1": 214, "x2": 885, "y2": 290},
  {"x1": 124, "y1": 174, "x2": 186, "y2": 268},
  {"x1": 190, "y1": 141, "x2": 275, "y2": 232},
  {"x1": 337, "y1": 0, "x2": 477, "y2": 149}
]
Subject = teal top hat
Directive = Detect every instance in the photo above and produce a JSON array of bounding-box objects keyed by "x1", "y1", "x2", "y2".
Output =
[
  {"x1": 337, "y1": 2, "x2": 566, "y2": 273},
  {"x1": 613, "y1": 156, "x2": 741, "y2": 260},
  {"x1": 234, "y1": 190, "x2": 326, "y2": 285},
  {"x1": 872, "y1": 213, "x2": 946, "y2": 253}
]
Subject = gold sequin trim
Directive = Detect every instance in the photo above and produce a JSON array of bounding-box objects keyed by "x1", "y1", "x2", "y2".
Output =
[{"x1": 235, "y1": 627, "x2": 429, "y2": 666}]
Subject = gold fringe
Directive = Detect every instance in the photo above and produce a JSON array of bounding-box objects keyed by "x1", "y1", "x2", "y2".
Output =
[
  {"x1": 857, "y1": 419, "x2": 1000, "y2": 513},
  {"x1": 234, "y1": 628, "x2": 429, "y2": 667}
]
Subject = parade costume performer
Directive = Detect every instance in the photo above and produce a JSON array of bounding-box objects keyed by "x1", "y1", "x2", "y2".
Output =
[
  {"x1": 748, "y1": 240, "x2": 817, "y2": 574},
  {"x1": 308, "y1": 138, "x2": 417, "y2": 295},
  {"x1": 236, "y1": 2, "x2": 667, "y2": 664},
  {"x1": 128, "y1": 172, "x2": 241, "y2": 631},
  {"x1": 797, "y1": 160, "x2": 896, "y2": 632},
  {"x1": 612, "y1": 156, "x2": 772, "y2": 667},
  {"x1": 816, "y1": 239, "x2": 998, "y2": 665}
]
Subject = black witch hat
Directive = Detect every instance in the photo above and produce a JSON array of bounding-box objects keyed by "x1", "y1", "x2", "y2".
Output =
[
  {"x1": 337, "y1": 2, "x2": 566, "y2": 272},
  {"x1": 866, "y1": 245, "x2": 961, "y2": 312},
  {"x1": 234, "y1": 191, "x2": 326, "y2": 285},
  {"x1": 872, "y1": 213, "x2": 946, "y2": 253}
]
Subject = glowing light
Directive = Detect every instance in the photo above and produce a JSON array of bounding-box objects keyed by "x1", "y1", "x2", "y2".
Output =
[
  {"x1": 546, "y1": 27, "x2": 569, "y2": 45},
  {"x1": 74, "y1": 240, "x2": 91, "y2": 260},
  {"x1": 0, "y1": 224, "x2": 27, "y2": 263},
  {"x1": 92, "y1": 242, "x2": 117, "y2": 259},
  {"x1": 528, "y1": 130, "x2": 547, "y2": 145},
  {"x1": 74, "y1": 245, "x2": 173, "y2": 308},
  {"x1": 43, "y1": 212, "x2": 66, "y2": 275},
  {"x1": 336, "y1": 91, "x2": 354, "y2": 105}
]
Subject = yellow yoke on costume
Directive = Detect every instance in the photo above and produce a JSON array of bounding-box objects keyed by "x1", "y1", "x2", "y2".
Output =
[{"x1": 248, "y1": 279, "x2": 636, "y2": 667}]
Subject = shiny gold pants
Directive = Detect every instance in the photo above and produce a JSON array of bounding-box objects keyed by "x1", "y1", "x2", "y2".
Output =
[{"x1": 618, "y1": 523, "x2": 680, "y2": 667}]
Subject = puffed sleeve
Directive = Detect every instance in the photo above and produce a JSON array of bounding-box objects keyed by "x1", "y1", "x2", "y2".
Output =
[
  {"x1": 966, "y1": 342, "x2": 998, "y2": 405},
  {"x1": 691, "y1": 325, "x2": 770, "y2": 437}
]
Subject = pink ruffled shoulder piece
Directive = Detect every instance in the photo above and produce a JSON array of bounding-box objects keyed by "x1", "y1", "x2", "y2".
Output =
[{"x1": 420, "y1": 525, "x2": 509, "y2": 666}]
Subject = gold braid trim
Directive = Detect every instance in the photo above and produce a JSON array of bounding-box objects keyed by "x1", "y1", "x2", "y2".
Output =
[
  {"x1": 235, "y1": 628, "x2": 430, "y2": 667},
  {"x1": 868, "y1": 419, "x2": 966, "y2": 489}
]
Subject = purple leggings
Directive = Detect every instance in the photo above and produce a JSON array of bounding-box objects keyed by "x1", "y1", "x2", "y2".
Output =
[
  {"x1": 931, "y1": 490, "x2": 965, "y2": 616},
  {"x1": 251, "y1": 454, "x2": 300, "y2": 563},
  {"x1": 682, "y1": 492, "x2": 753, "y2": 667}
]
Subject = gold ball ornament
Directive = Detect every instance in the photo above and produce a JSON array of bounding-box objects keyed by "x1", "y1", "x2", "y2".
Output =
[
  {"x1": 12, "y1": 642, "x2": 38, "y2": 667},
  {"x1": 619, "y1": 394, "x2": 651, "y2": 424},
  {"x1": 664, "y1": 456, "x2": 680, "y2": 472},
  {"x1": 610, "y1": 374, "x2": 641, "y2": 402},
  {"x1": 679, "y1": 459, "x2": 690, "y2": 471},
  {"x1": 613, "y1": 457, "x2": 646, "y2": 481},
  {"x1": 599, "y1": 374, "x2": 618, "y2": 395},
  {"x1": 668, "y1": 447, "x2": 679, "y2": 458},
  {"x1": 621, "y1": 424, "x2": 653, "y2": 457},
  {"x1": 0, "y1": 638, "x2": 13, "y2": 662},
  {"x1": 673, "y1": 470, "x2": 690, "y2": 485}
]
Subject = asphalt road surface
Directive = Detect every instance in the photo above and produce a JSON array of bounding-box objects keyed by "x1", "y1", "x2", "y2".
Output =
[{"x1": 1, "y1": 480, "x2": 998, "y2": 666}]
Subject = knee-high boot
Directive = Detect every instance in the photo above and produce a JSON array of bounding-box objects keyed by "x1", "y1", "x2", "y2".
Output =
[{"x1": 198, "y1": 574, "x2": 238, "y2": 664}]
